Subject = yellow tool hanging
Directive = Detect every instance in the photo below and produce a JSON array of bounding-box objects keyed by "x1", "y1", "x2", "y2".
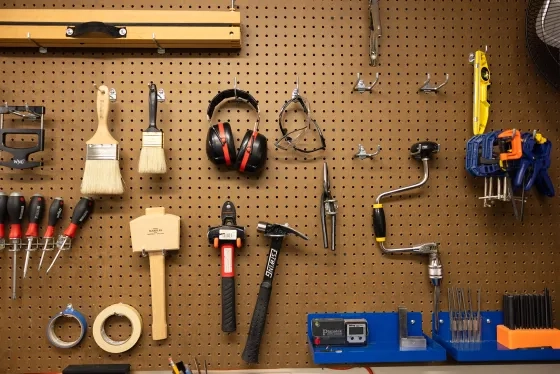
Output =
[{"x1": 470, "y1": 48, "x2": 491, "y2": 135}]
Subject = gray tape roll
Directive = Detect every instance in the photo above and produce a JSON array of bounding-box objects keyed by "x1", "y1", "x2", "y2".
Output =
[{"x1": 46, "y1": 304, "x2": 87, "y2": 349}]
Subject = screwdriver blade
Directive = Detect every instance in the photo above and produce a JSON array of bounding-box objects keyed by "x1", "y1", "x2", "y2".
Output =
[
  {"x1": 12, "y1": 242, "x2": 17, "y2": 299},
  {"x1": 37, "y1": 240, "x2": 50, "y2": 271},
  {"x1": 22, "y1": 238, "x2": 34, "y2": 279},
  {"x1": 46, "y1": 248, "x2": 62, "y2": 274}
]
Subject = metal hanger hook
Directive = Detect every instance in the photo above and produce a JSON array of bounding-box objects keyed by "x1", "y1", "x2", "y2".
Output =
[
  {"x1": 418, "y1": 73, "x2": 450, "y2": 94},
  {"x1": 353, "y1": 72, "x2": 380, "y2": 93}
]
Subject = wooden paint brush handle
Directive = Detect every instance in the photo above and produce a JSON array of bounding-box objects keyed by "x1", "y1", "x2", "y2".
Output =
[
  {"x1": 149, "y1": 251, "x2": 167, "y2": 340},
  {"x1": 88, "y1": 85, "x2": 117, "y2": 144}
]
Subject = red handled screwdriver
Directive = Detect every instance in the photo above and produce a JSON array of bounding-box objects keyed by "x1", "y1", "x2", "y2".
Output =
[
  {"x1": 0, "y1": 192, "x2": 8, "y2": 250},
  {"x1": 7, "y1": 192, "x2": 26, "y2": 299},
  {"x1": 46, "y1": 197, "x2": 93, "y2": 274},
  {"x1": 38, "y1": 198, "x2": 64, "y2": 271},
  {"x1": 23, "y1": 194, "x2": 45, "y2": 278}
]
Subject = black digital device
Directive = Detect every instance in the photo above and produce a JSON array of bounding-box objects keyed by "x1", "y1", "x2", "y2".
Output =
[{"x1": 311, "y1": 318, "x2": 368, "y2": 346}]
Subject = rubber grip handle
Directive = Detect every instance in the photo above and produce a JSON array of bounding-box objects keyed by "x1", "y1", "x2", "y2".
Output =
[
  {"x1": 71, "y1": 197, "x2": 94, "y2": 226},
  {"x1": 242, "y1": 282, "x2": 272, "y2": 364},
  {"x1": 7, "y1": 193, "x2": 25, "y2": 225},
  {"x1": 373, "y1": 206, "x2": 386, "y2": 239},
  {"x1": 0, "y1": 192, "x2": 7, "y2": 237},
  {"x1": 536, "y1": 172, "x2": 555, "y2": 197},
  {"x1": 25, "y1": 194, "x2": 45, "y2": 237},
  {"x1": 0, "y1": 192, "x2": 8, "y2": 224},
  {"x1": 47, "y1": 198, "x2": 64, "y2": 227},
  {"x1": 221, "y1": 276, "x2": 236, "y2": 332},
  {"x1": 513, "y1": 160, "x2": 530, "y2": 190}
]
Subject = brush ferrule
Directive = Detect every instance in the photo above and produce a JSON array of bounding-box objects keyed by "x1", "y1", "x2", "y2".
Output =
[
  {"x1": 86, "y1": 144, "x2": 119, "y2": 160},
  {"x1": 142, "y1": 132, "x2": 164, "y2": 148}
]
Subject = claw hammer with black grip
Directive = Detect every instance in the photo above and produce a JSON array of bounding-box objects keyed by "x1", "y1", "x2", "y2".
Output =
[
  {"x1": 242, "y1": 222, "x2": 308, "y2": 364},
  {"x1": 207, "y1": 201, "x2": 245, "y2": 333}
]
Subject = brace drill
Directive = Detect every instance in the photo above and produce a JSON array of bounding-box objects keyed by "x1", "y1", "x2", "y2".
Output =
[{"x1": 372, "y1": 141, "x2": 443, "y2": 332}]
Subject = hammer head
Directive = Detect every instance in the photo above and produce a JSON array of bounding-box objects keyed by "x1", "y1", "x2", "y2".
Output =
[
  {"x1": 207, "y1": 201, "x2": 246, "y2": 249},
  {"x1": 256, "y1": 221, "x2": 309, "y2": 240}
]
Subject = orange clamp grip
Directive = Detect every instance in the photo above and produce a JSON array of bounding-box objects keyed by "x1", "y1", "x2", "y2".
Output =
[{"x1": 498, "y1": 129, "x2": 522, "y2": 162}]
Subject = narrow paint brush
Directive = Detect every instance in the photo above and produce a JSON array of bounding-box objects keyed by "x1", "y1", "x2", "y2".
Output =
[
  {"x1": 80, "y1": 85, "x2": 124, "y2": 195},
  {"x1": 138, "y1": 82, "x2": 167, "y2": 174}
]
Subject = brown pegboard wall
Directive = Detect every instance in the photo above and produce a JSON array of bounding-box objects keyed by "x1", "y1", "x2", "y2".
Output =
[{"x1": 0, "y1": 0, "x2": 559, "y2": 372}]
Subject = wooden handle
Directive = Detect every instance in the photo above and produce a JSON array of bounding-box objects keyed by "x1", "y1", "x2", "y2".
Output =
[
  {"x1": 88, "y1": 85, "x2": 117, "y2": 144},
  {"x1": 149, "y1": 251, "x2": 167, "y2": 340}
]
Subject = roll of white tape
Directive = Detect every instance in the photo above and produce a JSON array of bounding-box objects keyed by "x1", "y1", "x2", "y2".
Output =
[{"x1": 92, "y1": 303, "x2": 142, "y2": 354}]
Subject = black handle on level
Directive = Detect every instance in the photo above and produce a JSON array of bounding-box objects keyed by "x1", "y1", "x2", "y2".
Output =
[
  {"x1": 48, "y1": 198, "x2": 64, "y2": 227},
  {"x1": 222, "y1": 276, "x2": 236, "y2": 332},
  {"x1": 67, "y1": 22, "x2": 126, "y2": 39},
  {"x1": 147, "y1": 83, "x2": 159, "y2": 131},
  {"x1": 242, "y1": 281, "x2": 273, "y2": 363},
  {"x1": 373, "y1": 206, "x2": 386, "y2": 238}
]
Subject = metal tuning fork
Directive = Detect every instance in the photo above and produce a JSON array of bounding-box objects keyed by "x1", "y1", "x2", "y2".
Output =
[
  {"x1": 419, "y1": 73, "x2": 450, "y2": 94},
  {"x1": 353, "y1": 73, "x2": 380, "y2": 93}
]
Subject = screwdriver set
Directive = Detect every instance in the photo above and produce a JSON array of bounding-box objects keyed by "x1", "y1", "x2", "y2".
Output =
[
  {"x1": 432, "y1": 287, "x2": 560, "y2": 362},
  {"x1": 0, "y1": 192, "x2": 92, "y2": 299}
]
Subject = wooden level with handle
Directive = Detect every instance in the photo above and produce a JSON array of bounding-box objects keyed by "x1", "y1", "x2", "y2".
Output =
[{"x1": 0, "y1": 9, "x2": 241, "y2": 50}]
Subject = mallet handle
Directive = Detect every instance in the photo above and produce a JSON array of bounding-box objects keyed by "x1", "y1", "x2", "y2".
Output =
[{"x1": 149, "y1": 251, "x2": 167, "y2": 340}]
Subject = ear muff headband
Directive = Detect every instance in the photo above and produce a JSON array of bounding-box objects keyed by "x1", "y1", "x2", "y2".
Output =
[{"x1": 207, "y1": 88, "x2": 260, "y2": 132}]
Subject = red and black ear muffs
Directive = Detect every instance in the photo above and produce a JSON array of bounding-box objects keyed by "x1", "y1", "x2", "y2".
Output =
[{"x1": 206, "y1": 88, "x2": 267, "y2": 173}]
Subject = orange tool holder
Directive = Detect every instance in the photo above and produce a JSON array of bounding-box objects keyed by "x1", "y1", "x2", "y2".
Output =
[{"x1": 497, "y1": 325, "x2": 560, "y2": 349}]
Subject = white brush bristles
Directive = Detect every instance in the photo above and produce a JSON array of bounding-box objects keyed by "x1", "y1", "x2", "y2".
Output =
[
  {"x1": 138, "y1": 147, "x2": 167, "y2": 174},
  {"x1": 80, "y1": 160, "x2": 124, "y2": 195}
]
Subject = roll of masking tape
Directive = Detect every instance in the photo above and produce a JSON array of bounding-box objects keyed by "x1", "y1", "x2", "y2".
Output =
[
  {"x1": 92, "y1": 303, "x2": 142, "y2": 354},
  {"x1": 46, "y1": 304, "x2": 88, "y2": 349}
]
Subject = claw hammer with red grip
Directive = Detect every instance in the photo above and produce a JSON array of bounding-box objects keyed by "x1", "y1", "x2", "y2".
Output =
[{"x1": 207, "y1": 201, "x2": 245, "y2": 333}]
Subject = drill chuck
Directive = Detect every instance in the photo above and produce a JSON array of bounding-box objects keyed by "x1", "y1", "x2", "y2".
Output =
[{"x1": 428, "y1": 251, "x2": 443, "y2": 286}]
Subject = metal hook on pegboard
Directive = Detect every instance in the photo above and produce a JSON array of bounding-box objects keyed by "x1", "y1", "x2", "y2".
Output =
[{"x1": 353, "y1": 72, "x2": 379, "y2": 93}]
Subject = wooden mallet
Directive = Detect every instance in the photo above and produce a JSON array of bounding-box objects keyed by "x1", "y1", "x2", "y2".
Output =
[{"x1": 130, "y1": 207, "x2": 180, "y2": 340}]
